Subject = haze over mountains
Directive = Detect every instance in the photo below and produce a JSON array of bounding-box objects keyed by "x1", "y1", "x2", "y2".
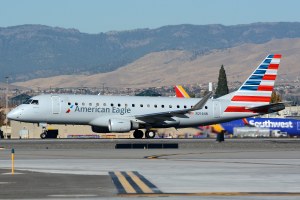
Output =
[{"x1": 1, "y1": 22, "x2": 300, "y2": 88}]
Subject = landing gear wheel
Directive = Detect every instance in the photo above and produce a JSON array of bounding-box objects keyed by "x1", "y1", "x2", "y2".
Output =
[
  {"x1": 133, "y1": 130, "x2": 144, "y2": 139},
  {"x1": 145, "y1": 130, "x2": 156, "y2": 138},
  {"x1": 40, "y1": 132, "x2": 47, "y2": 139}
]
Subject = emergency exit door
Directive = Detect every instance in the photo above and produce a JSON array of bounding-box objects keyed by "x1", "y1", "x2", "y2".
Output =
[
  {"x1": 51, "y1": 96, "x2": 61, "y2": 114},
  {"x1": 213, "y1": 100, "x2": 221, "y2": 118}
]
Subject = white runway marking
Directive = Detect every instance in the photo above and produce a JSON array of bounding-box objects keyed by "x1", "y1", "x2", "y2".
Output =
[{"x1": 48, "y1": 194, "x2": 98, "y2": 197}]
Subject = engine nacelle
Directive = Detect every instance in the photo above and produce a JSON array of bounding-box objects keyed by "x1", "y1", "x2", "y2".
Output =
[
  {"x1": 108, "y1": 118, "x2": 132, "y2": 132},
  {"x1": 91, "y1": 126, "x2": 109, "y2": 133}
]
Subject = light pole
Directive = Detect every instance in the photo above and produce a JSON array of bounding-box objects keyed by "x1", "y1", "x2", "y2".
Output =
[
  {"x1": 102, "y1": 83, "x2": 105, "y2": 95},
  {"x1": 5, "y1": 76, "x2": 9, "y2": 139}
]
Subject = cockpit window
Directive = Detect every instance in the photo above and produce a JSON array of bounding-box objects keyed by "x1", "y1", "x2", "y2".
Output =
[
  {"x1": 23, "y1": 99, "x2": 33, "y2": 104},
  {"x1": 31, "y1": 100, "x2": 39, "y2": 105}
]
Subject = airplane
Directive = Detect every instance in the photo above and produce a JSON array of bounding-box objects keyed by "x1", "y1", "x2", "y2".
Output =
[
  {"x1": 8, "y1": 54, "x2": 285, "y2": 139},
  {"x1": 207, "y1": 117, "x2": 300, "y2": 137}
]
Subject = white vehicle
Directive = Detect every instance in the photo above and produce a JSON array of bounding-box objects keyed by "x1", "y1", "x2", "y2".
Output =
[
  {"x1": 8, "y1": 55, "x2": 285, "y2": 138},
  {"x1": 271, "y1": 130, "x2": 288, "y2": 137},
  {"x1": 233, "y1": 127, "x2": 271, "y2": 138}
]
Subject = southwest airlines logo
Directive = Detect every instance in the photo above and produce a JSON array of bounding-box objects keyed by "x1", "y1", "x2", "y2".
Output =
[{"x1": 249, "y1": 120, "x2": 293, "y2": 128}]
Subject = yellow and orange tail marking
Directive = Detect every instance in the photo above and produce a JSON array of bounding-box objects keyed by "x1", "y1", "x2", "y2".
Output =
[{"x1": 175, "y1": 85, "x2": 190, "y2": 98}]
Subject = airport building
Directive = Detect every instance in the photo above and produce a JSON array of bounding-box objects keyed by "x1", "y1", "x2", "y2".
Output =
[{"x1": 4, "y1": 121, "x2": 199, "y2": 139}]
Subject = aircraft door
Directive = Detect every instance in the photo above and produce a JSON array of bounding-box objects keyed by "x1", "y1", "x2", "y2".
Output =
[
  {"x1": 213, "y1": 100, "x2": 221, "y2": 118},
  {"x1": 51, "y1": 96, "x2": 61, "y2": 114},
  {"x1": 298, "y1": 122, "x2": 300, "y2": 130}
]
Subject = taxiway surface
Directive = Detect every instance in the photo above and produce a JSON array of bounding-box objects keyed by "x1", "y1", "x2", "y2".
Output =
[{"x1": 0, "y1": 139, "x2": 299, "y2": 199}]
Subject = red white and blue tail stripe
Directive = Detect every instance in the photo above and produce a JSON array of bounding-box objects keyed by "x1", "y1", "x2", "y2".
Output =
[{"x1": 224, "y1": 54, "x2": 281, "y2": 113}]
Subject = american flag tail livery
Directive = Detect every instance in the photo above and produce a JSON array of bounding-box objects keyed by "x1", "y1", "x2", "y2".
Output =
[{"x1": 222, "y1": 54, "x2": 285, "y2": 115}]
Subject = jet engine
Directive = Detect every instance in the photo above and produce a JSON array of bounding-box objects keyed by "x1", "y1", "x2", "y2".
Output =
[{"x1": 108, "y1": 118, "x2": 138, "y2": 132}]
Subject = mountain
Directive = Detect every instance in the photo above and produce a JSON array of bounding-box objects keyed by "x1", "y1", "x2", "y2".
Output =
[
  {"x1": 13, "y1": 38, "x2": 300, "y2": 89},
  {"x1": 2, "y1": 22, "x2": 300, "y2": 82}
]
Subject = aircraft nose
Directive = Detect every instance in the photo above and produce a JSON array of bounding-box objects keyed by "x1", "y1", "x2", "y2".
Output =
[{"x1": 7, "y1": 109, "x2": 21, "y2": 120}]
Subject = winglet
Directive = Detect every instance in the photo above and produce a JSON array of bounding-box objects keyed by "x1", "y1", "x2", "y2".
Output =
[{"x1": 190, "y1": 91, "x2": 213, "y2": 111}]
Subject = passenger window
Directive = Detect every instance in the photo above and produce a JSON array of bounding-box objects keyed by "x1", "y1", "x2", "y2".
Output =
[
  {"x1": 96, "y1": 103, "x2": 99, "y2": 106},
  {"x1": 103, "y1": 103, "x2": 106, "y2": 106},
  {"x1": 118, "y1": 103, "x2": 121, "y2": 107},
  {"x1": 76, "y1": 102, "x2": 79, "y2": 106},
  {"x1": 177, "y1": 105, "x2": 180, "y2": 108},
  {"x1": 89, "y1": 103, "x2": 92, "y2": 106},
  {"x1": 205, "y1": 106, "x2": 208, "y2": 109},
  {"x1": 132, "y1": 104, "x2": 135, "y2": 107},
  {"x1": 147, "y1": 104, "x2": 150, "y2": 108},
  {"x1": 169, "y1": 105, "x2": 172, "y2": 108},
  {"x1": 31, "y1": 100, "x2": 39, "y2": 105},
  {"x1": 191, "y1": 106, "x2": 193, "y2": 108},
  {"x1": 140, "y1": 104, "x2": 143, "y2": 107},
  {"x1": 111, "y1": 103, "x2": 114, "y2": 107},
  {"x1": 184, "y1": 105, "x2": 187, "y2": 109},
  {"x1": 161, "y1": 105, "x2": 164, "y2": 108},
  {"x1": 154, "y1": 104, "x2": 157, "y2": 108},
  {"x1": 125, "y1": 104, "x2": 128, "y2": 107}
]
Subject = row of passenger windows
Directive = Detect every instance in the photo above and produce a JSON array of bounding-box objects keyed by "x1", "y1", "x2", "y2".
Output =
[{"x1": 68, "y1": 102, "x2": 208, "y2": 109}]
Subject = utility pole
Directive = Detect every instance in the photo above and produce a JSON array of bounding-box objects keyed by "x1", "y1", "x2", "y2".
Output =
[
  {"x1": 102, "y1": 83, "x2": 105, "y2": 95},
  {"x1": 5, "y1": 76, "x2": 9, "y2": 139}
]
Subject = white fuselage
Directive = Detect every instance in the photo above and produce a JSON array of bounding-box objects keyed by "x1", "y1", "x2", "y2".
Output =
[{"x1": 8, "y1": 94, "x2": 257, "y2": 130}]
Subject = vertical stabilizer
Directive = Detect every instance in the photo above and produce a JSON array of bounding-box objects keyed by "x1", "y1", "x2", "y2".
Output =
[
  {"x1": 175, "y1": 85, "x2": 190, "y2": 98},
  {"x1": 224, "y1": 54, "x2": 281, "y2": 113}
]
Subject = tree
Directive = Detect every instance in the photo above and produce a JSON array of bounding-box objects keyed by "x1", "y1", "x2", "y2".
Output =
[
  {"x1": 270, "y1": 90, "x2": 282, "y2": 103},
  {"x1": 215, "y1": 65, "x2": 229, "y2": 98},
  {"x1": 135, "y1": 89, "x2": 161, "y2": 96},
  {"x1": 0, "y1": 110, "x2": 5, "y2": 127}
]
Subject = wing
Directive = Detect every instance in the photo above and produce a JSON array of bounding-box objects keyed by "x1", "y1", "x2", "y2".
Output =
[{"x1": 134, "y1": 92, "x2": 213, "y2": 123}]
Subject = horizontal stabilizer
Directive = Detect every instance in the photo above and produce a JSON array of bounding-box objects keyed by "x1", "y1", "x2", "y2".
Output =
[{"x1": 246, "y1": 102, "x2": 285, "y2": 113}]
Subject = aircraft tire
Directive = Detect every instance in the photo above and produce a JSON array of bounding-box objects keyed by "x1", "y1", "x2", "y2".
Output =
[
  {"x1": 40, "y1": 132, "x2": 47, "y2": 139},
  {"x1": 133, "y1": 130, "x2": 144, "y2": 139},
  {"x1": 145, "y1": 131, "x2": 156, "y2": 138}
]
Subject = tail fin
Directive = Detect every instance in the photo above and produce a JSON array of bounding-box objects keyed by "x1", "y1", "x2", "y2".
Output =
[
  {"x1": 175, "y1": 85, "x2": 190, "y2": 98},
  {"x1": 225, "y1": 54, "x2": 282, "y2": 113}
]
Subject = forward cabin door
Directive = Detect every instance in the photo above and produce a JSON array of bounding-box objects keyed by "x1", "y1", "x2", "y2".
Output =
[
  {"x1": 213, "y1": 100, "x2": 221, "y2": 118},
  {"x1": 51, "y1": 96, "x2": 61, "y2": 114}
]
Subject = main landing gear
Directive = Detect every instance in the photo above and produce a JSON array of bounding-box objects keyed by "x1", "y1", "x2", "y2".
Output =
[{"x1": 133, "y1": 129, "x2": 156, "y2": 139}]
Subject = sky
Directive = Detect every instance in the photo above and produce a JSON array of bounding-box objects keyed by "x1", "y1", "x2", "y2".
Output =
[{"x1": 0, "y1": 0, "x2": 300, "y2": 34}]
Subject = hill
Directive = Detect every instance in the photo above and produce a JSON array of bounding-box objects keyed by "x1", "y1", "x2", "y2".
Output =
[
  {"x1": 2, "y1": 22, "x2": 300, "y2": 82},
  {"x1": 13, "y1": 38, "x2": 300, "y2": 89}
]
